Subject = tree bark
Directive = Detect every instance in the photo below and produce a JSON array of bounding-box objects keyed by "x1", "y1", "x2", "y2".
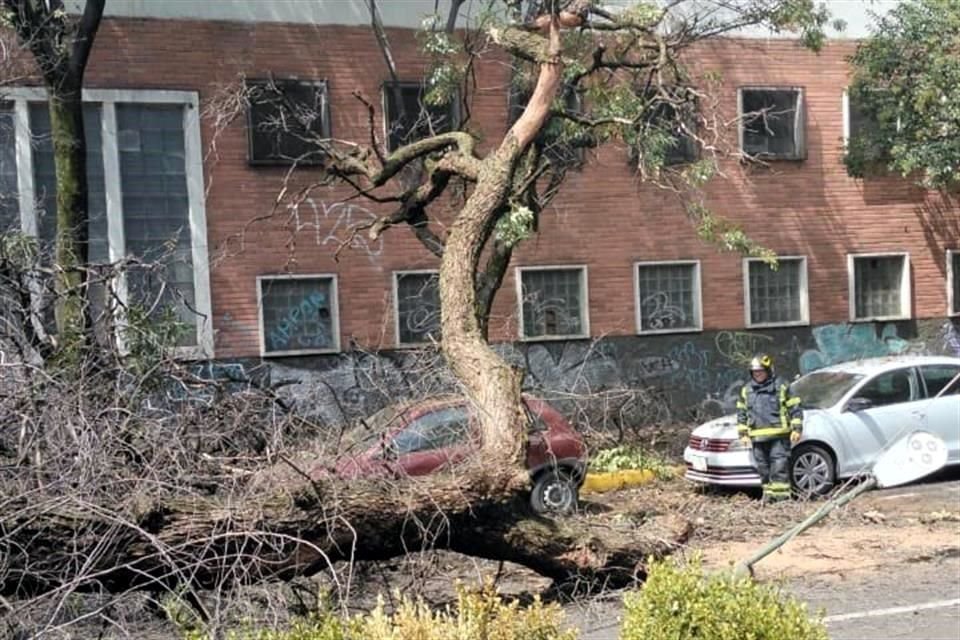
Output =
[
  {"x1": 0, "y1": 467, "x2": 690, "y2": 598},
  {"x1": 439, "y1": 17, "x2": 565, "y2": 469},
  {"x1": 48, "y1": 84, "x2": 92, "y2": 345}
]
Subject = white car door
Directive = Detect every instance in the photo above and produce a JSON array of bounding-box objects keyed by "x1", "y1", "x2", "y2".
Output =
[
  {"x1": 919, "y1": 366, "x2": 960, "y2": 465},
  {"x1": 837, "y1": 366, "x2": 925, "y2": 475}
]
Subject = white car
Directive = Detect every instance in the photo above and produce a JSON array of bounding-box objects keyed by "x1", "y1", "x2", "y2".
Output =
[{"x1": 684, "y1": 355, "x2": 960, "y2": 496}]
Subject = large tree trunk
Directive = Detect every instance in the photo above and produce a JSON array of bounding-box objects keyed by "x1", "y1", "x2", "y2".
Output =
[
  {"x1": 439, "y1": 18, "x2": 564, "y2": 468},
  {"x1": 0, "y1": 465, "x2": 690, "y2": 598}
]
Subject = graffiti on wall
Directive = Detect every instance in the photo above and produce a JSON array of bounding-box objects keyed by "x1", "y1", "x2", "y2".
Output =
[
  {"x1": 179, "y1": 318, "x2": 957, "y2": 432},
  {"x1": 288, "y1": 197, "x2": 383, "y2": 262},
  {"x1": 799, "y1": 323, "x2": 913, "y2": 374}
]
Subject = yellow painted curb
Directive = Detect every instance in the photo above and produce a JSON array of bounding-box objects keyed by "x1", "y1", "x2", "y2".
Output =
[{"x1": 581, "y1": 469, "x2": 656, "y2": 495}]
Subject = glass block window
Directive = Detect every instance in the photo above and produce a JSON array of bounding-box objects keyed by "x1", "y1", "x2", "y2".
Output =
[
  {"x1": 29, "y1": 103, "x2": 108, "y2": 263},
  {"x1": 519, "y1": 267, "x2": 587, "y2": 339},
  {"x1": 117, "y1": 104, "x2": 198, "y2": 345},
  {"x1": 949, "y1": 251, "x2": 960, "y2": 316},
  {"x1": 259, "y1": 275, "x2": 338, "y2": 355},
  {"x1": 635, "y1": 262, "x2": 700, "y2": 332},
  {"x1": 395, "y1": 271, "x2": 441, "y2": 345},
  {"x1": 0, "y1": 104, "x2": 18, "y2": 232},
  {"x1": 852, "y1": 254, "x2": 909, "y2": 320},
  {"x1": 740, "y1": 87, "x2": 804, "y2": 159},
  {"x1": 0, "y1": 90, "x2": 211, "y2": 354},
  {"x1": 747, "y1": 258, "x2": 807, "y2": 326}
]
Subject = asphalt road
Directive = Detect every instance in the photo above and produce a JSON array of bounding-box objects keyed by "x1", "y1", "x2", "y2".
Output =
[{"x1": 568, "y1": 476, "x2": 960, "y2": 640}]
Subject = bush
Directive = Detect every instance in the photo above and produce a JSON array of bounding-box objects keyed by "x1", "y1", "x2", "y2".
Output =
[
  {"x1": 620, "y1": 559, "x2": 827, "y2": 640},
  {"x1": 181, "y1": 581, "x2": 577, "y2": 640},
  {"x1": 588, "y1": 445, "x2": 676, "y2": 479}
]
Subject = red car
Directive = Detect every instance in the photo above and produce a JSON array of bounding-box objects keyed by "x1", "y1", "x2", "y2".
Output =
[{"x1": 321, "y1": 395, "x2": 588, "y2": 514}]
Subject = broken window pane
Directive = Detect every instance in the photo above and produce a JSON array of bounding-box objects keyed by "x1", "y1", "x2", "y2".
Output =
[
  {"x1": 741, "y1": 88, "x2": 803, "y2": 159},
  {"x1": 509, "y1": 83, "x2": 584, "y2": 167},
  {"x1": 247, "y1": 79, "x2": 329, "y2": 165},
  {"x1": 384, "y1": 82, "x2": 457, "y2": 151}
]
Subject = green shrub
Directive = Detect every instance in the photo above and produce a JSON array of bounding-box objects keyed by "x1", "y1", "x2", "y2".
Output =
[
  {"x1": 620, "y1": 558, "x2": 827, "y2": 640},
  {"x1": 181, "y1": 581, "x2": 577, "y2": 640},
  {"x1": 588, "y1": 445, "x2": 676, "y2": 479}
]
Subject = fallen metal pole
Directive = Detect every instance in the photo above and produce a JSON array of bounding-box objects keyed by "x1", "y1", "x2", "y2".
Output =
[{"x1": 734, "y1": 475, "x2": 879, "y2": 577}]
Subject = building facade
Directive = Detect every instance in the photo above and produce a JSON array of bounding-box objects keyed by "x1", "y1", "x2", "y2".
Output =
[{"x1": 1, "y1": 1, "x2": 958, "y2": 427}]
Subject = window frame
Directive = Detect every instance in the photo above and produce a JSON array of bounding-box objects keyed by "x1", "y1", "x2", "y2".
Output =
[
  {"x1": 515, "y1": 264, "x2": 590, "y2": 342},
  {"x1": 847, "y1": 252, "x2": 912, "y2": 322},
  {"x1": 842, "y1": 86, "x2": 901, "y2": 148},
  {"x1": 256, "y1": 273, "x2": 341, "y2": 357},
  {"x1": 848, "y1": 366, "x2": 921, "y2": 410},
  {"x1": 919, "y1": 364, "x2": 960, "y2": 398},
  {"x1": 742, "y1": 256, "x2": 810, "y2": 329},
  {"x1": 245, "y1": 78, "x2": 331, "y2": 166},
  {"x1": 633, "y1": 259, "x2": 703, "y2": 335},
  {"x1": 947, "y1": 249, "x2": 960, "y2": 317},
  {"x1": 381, "y1": 80, "x2": 460, "y2": 152},
  {"x1": 737, "y1": 86, "x2": 806, "y2": 161},
  {"x1": 2, "y1": 87, "x2": 213, "y2": 358},
  {"x1": 392, "y1": 269, "x2": 441, "y2": 348}
]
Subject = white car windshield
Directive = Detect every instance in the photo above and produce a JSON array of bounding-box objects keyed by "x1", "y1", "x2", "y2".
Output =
[{"x1": 791, "y1": 371, "x2": 865, "y2": 409}]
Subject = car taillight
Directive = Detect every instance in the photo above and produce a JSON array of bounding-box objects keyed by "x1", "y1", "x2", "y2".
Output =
[{"x1": 688, "y1": 436, "x2": 732, "y2": 452}]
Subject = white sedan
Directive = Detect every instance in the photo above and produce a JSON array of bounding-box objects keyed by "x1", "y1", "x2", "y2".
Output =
[{"x1": 684, "y1": 355, "x2": 960, "y2": 496}]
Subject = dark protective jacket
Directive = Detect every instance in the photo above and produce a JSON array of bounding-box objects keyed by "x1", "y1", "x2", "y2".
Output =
[{"x1": 736, "y1": 375, "x2": 803, "y2": 441}]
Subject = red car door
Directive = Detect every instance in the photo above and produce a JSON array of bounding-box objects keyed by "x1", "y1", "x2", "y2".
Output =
[{"x1": 385, "y1": 404, "x2": 474, "y2": 476}]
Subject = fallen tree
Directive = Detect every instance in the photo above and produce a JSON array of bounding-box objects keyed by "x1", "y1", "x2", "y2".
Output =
[{"x1": 1, "y1": 0, "x2": 833, "y2": 634}]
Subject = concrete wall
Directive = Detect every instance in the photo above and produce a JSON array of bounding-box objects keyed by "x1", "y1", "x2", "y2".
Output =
[{"x1": 192, "y1": 318, "x2": 960, "y2": 432}]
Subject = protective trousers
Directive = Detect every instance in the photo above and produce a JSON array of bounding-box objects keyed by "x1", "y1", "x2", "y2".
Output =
[{"x1": 752, "y1": 438, "x2": 791, "y2": 501}]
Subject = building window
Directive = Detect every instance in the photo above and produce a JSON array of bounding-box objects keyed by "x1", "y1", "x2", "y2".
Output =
[
  {"x1": 246, "y1": 78, "x2": 330, "y2": 165},
  {"x1": 637, "y1": 90, "x2": 698, "y2": 167},
  {"x1": 744, "y1": 257, "x2": 809, "y2": 327},
  {"x1": 394, "y1": 270, "x2": 441, "y2": 346},
  {"x1": 0, "y1": 88, "x2": 212, "y2": 355},
  {"x1": 508, "y1": 83, "x2": 584, "y2": 166},
  {"x1": 258, "y1": 274, "x2": 339, "y2": 356},
  {"x1": 517, "y1": 266, "x2": 589, "y2": 340},
  {"x1": 848, "y1": 253, "x2": 911, "y2": 321},
  {"x1": 843, "y1": 88, "x2": 871, "y2": 147},
  {"x1": 634, "y1": 261, "x2": 701, "y2": 333},
  {"x1": 739, "y1": 87, "x2": 805, "y2": 160},
  {"x1": 383, "y1": 81, "x2": 458, "y2": 151},
  {"x1": 0, "y1": 103, "x2": 18, "y2": 232},
  {"x1": 948, "y1": 250, "x2": 960, "y2": 317}
]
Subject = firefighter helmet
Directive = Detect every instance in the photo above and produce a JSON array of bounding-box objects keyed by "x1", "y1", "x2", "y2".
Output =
[{"x1": 750, "y1": 353, "x2": 774, "y2": 373}]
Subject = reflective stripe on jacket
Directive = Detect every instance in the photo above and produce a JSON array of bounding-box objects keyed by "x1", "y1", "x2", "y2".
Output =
[{"x1": 736, "y1": 375, "x2": 803, "y2": 441}]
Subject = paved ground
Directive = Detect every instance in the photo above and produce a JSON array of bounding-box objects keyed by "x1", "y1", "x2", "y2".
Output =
[{"x1": 567, "y1": 475, "x2": 960, "y2": 639}]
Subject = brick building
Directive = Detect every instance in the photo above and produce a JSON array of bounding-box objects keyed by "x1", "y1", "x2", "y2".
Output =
[{"x1": 1, "y1": 0, "x2": 957, "y2": 424}]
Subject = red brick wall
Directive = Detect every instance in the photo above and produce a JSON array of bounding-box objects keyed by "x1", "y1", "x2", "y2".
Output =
[{"x1": 69, "y1": 18, "x2": 960, "y2": 357}]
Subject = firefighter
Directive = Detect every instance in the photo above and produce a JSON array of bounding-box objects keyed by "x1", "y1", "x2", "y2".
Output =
[{"x1": 736, "y1": 353, "x2": 803, "y2": 502}]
